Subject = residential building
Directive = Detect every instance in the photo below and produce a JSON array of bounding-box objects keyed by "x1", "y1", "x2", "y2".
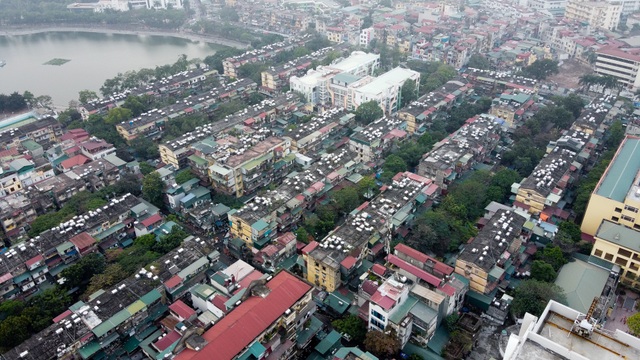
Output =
[
  {"x1": 418, "y1": 114, "x2": 501, "y2": 190},
  {"x1": 564, "y1": 0, "x2": 621, "y2": 31},
  {"x1": 0, "y1": 117, "x2": 63, "y2": 150},
  {"x1": 348, "y1": 116, "x2": 406, "y2": 163},
  {"x1": 350, "y1": 67, "x2": 420, "y2": 114},
  {"x1": 463, "y1": 69, "x2": 538, "y2": 96},
  {"x1": 286, "y1": 108, "x2": 354, "y2": 154},
  {"x1": 582, "y1": 136, "x2": 640, "y2": 236},
  {"x1": 174, "y1": 270, "x2": 315, "y2": 360},
  {"x1": 489, "y1": 91, "x2": 535, "y2": 129},
  {"x1": 306, "y1": 173, "x2": 438, "y2": 292},
  {"x1": 398, "y1": 79, "x2": 472, "y2": 135},
  {"x1": 595, "y1": 47, "x2": 640, "y2": 90},
  {"x1": 223, "y1": 35, "x2": 312, "y2": 78},
  {"x1": 290, "y1": 51, "x2": 380, "y2": 105},
  {"x1": 455, "y1": 209, "x2": 530, "y2": 308},
  {"x1": 368, "y1": 277, "x2": 413, "y2": 347},
  {"x1": 503, "y1": 300, "x2": 640, "y2": 360},
  {"x1": 591, "y1": 220, "x2": 640, "y2": 290}
]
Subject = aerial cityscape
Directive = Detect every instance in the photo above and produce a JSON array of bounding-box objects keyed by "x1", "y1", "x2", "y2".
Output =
[{"x1": 2, "y1": 0, "x2": 640, "y2": 359}]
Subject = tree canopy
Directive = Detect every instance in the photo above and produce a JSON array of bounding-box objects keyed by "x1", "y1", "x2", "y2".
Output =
[
  {"x1": 511, "y1": 280, "x2": 566, "y2": 317},
  {"x1": 467, "y1": 53, "x2": 491, "y2": 69},
  {"x1": 521, "y1": 59, "x2": 559, "y2": 80},
  {"x1": 142, "y1": 171, "x2": 165, "y2": 209},
  {"x1": 355, "y1": 100, "x2": 383, "y2": 125},
  {"x1": 364, "y1": 329, "x2": 401, "y2": 358},
  {"x1": 628, "y1": 312, "x2": 640, "y2": 336},
  {"x1": 332, "y1": 315, "x2": 367, "y2": 343}
]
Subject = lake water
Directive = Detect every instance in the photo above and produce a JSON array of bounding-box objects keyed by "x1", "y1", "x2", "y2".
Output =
[{"x1": 0, "y1": 31, "x2": 224, "y2": 106}]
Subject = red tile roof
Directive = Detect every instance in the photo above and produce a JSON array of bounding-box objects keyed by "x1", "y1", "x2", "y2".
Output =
[
  {"x1": 370, "y1": 291, "x2": 396, "y2": 310},
  {"x1": 53, "y1": 310, "x2": 73, "y2": 323},
  {"x1": 340, "y1": 256, "x2": 357, "y2": 269},
  {"x1": 169, "y1": 300, "x2": 197, "y2": 320},
  {"x1": 176, "y1": 271, "x2": 312, "y2": 360},
  {"x1": 140, "y1": 213, "x2": 163, "y2": 228},
  {"x1": 60, "y1": 154, "x2": 90, "y2": 170},
  {"x1": 164, "y1": 275, "x2": 183, "y2": 289},
  {"x1": 212, "y1": 294, "x2": 229, "y2": 312},
  {"x1": 69, "y1": 232, "x2": 96, "y2": 251},
  {"x1": 302, "y1": 241, "x2": 318, "y2": 255},
  {"x1": 25, "y1": 254, "x2": 44, "y2": 268},
  {"x1": 386, "y1": 254, "x2": 441, "y2": 287},
  {"x1": 394, "y1": 244, "x2": 453, "y2": 275},
  {"x1": 154, "y1": 330, "x2": 181, "y2": 351},
  {"x1": 235, "y1": 270, "x2": 264, "y2": 294},
  {"x1": 361, "y1": 280, "x2": 379, "y2": 296},
  {"x1": 371, "y1": 264, "x2": 386, "y2": 276}
]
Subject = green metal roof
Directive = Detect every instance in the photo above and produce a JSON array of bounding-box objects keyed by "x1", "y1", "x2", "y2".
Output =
[
  {"x1": 251, "y1": 219, "x2": 269, "y2": 232},
  {"x1": 389, "y1": 295, "x2": 418, "y2": 324},
  {"x1": 188, "y1": 154, "x2": 208, "y2": 166},
  {"x1": 555, "y1": 258, "x2": 609, "y2": 314},
  {"x1": 95, "y1": 223, "x2": 125, "y2": 240},
  {"x1": 595, "y1": 137, "x2": 640, "y2": 201},
  {"x1": 140, "y1": 289, "x2": 162, "y2": 306},
  {"x1": 314, "y1": 330, "x2": 342, "y2": 355},
  {"x1": 56, "y1": 241, "x2": 75, "y2": 254},
  {"x1": 297, "y1": 315, "x2": 323, "y2": 346},
  {"x1": 78, "y1": 340, "x2": 101, "y2": 359},
  {"x1": 596, "y1": 220, "x2": 640, "y2": 252},
  {"x1": 127, "y1": 300, "x2": 146, "y2": 315},
  {"x1": 177, "y1": 256, "x2": 208, "y2": 280}
]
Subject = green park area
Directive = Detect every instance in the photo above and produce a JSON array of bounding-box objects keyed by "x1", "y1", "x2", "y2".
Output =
[{"x1": 43, "y1": 58, "x2": 70, "y2": 66}]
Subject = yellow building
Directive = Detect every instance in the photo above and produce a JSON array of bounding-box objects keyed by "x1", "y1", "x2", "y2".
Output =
[
  {"x1": 306, "y1": 246, "x2": 341, "y2": 292},
  {"x1": 582, "y1": 136, "x2": 640, "y2": 236},
  {"x1": 592, "y1": 220, "x2": 640, "y2": 289}
]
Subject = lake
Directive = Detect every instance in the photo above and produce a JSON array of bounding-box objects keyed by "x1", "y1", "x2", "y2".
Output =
[{"x1": 0, "y1": 31, "x2": 224, "y2": 106}]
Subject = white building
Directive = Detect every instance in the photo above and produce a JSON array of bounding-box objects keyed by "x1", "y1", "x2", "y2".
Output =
[
  {"x1": 595, "y1": 47, "x2": 640, "y2": 90},
  {"x1": 290, "y1": 51, "x2": 380, "y2": 105},
  {"x1": 564, "y1": 0, "x2": 621, "y2": 30},
  {"x1": 504, "y1": 300, "x2": 640, "y2": 359},
  {"x1": 351, "y1": 67, "x2": 420, "y2": 114},
  {"x1": 528, "y1": 0, "x2": 568, "y2": 16},
  {"x1": 360, "y1": 28, "x2": 375, "y2": 47},
  {"x1": 146, "y1": 0, "x2": 183, "y2": 9},
  {"x1": 369, "y1": 277, "x2": 413, "y2": 347}
]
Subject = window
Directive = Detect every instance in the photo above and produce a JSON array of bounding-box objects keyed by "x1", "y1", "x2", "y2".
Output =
[
  {"x1": 612, "y1": 216, "x2": 620, "y2": 222},
  {"x1": 370, "y1": 318, "x2": 384, "y2": 330},
  {"x1": 625, "y1": 205, "x2": 639, "y2": 213},
  {"x1": 594, "y1": 249, "x2": 603, "y2": 257},
  {"x1": 619, "y1": 248, "x2": 632, "y2": 258},
  {"x1": 622, "y1": 215, "x2": 635, "y2": 222},
  {"x1": 630, "y1": 262, "x2": 639, "y2": 271},
  {"x1": 605, "y1": 253, "x2": 614, "y2": 261},
  {"x1": 615, "y1": 207, "x2": 622, "y2": 213},
  {"x1": 616, "y1": 257, "x2": 628, "y2": 267},
  {"x1": 371, "y1": 310, "x2": 386, "y2": 322}
]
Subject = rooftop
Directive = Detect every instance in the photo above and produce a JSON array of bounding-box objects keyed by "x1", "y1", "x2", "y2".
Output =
[
  {"x1": 519, "y1": 147, "x2": 577, "y2": 197},
  {"x1": 596, "y1": 220, "x2": 640, "y2": 253},
  {"x1": 355, "y1": 67, "x2": 419, "y2": 95},
  {"x1": 330, "y1": 51, "x2": 380, "y2": 73},
  {"x1": 554, "y1": 258, "x2": 610, "y2": 314},
  {"x1": 595, "y1": 136, "x2": 640, "y2": 202},
  {"x1": 459, "y1": 209, "x2": 527, "y2": 273},
  {"x1": 175, "y1": 271, "x2": 312, "y2": 360}
]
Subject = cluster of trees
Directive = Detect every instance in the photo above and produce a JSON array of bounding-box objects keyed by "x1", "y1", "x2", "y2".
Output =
[
  {"x1": 579, "y1": 74, "x2": 621, "y2": 93},
  {"x1": 27, "y1": 175, "x2": 142, "y2": 237},
  {"x1": 0, "y1": 92, "x2": 28, "y2": 113},
  {"x1": 520, "y1": 59, "x2": 559, "y2": 80},
  {"x1": 296, "y1": 177, "x2": 378, "y2": 243},
  {"x1": 0, "y1": 0, "x2": 186, "y2": 29},
  {"x1": 501, "y1": 93, "x2": 585, "y2": 176},
  {"x1": 190, "y1": 20, "x2": 284, "y2": 49},
  {"x1": 0, "y1": 288, "x2": 71, "y2": 352},
  {"x1": 407, "y1": 61, "x2": 458, "y2": 95},
  {"x1": 408, "y1": 169, "x2": 522, "y2": 256},
  {"x1": 467, "y1": 53, "x2": 491, "y2": 70},
  {"x1": 354, "y1": 100, "x2": 383, "y2": 125},
  {"x1": 100, "y1": 54, "x2": 192, "y2": 95}
]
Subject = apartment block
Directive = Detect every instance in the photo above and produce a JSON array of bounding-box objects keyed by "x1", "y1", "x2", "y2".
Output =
[
  {"x1": 174, "y1": 270, "x2": 315, "y2": 360},
  {"x1": 116, "y1": 78, "x2": 257, "y2": 142},
  {"x1": 595, "y1": 47, "x2": 640, "y2": 90},
  {"x1": 489, "y1": 91, "x2": 535, "y2": 129},
  {"x1": 582, "y1": 136, "x2": 640, "y2": 235},
  {"x1": 418, "y1": 114, "x2": 501, "y2": 190},
  {"x1": 398, "y1": 79, "x2": 472, "y2": 135},
  {"x1": 564, "y1": 0, "x2": 621, "y2": 30},
  {"x1": 455, "y1": 209, "x2": 530, "y2": 306},
  {"x1": 306, "y1": 173, "x2": 438, "y2": 292},
  {"x1": 348, "y1": 116, "x2": 406, "y2": 163}
]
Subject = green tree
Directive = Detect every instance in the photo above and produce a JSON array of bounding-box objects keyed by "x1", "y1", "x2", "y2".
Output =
[
  {"x1": 627, "y1": 312, "x2": 640, "y2": 336},
  {"x1": 354, "y1": 100, "x2": 383, "y2": 125},
  {"x1": 139, "y1": 162, "x2": 156, "y2": 175},
  {"x1": 78, "y1": 89, "x2": 98, "y2": 104},
  {"x1": 0, "y1": 315, "x2": 31, "y2": 349},
  {"x1": 444, "y1": 313, "x2": 460, "y2": 332},
  {"x1": 332, "y1": 315, "x2": 367, "y2": 343},
  {"x1": 175, "y1": 169, "x2": 196, "y2": 184},
  {"x1": 539, "y1": 245, "x2": 567, "y2": 271},
  {"x1": 83, "y1": 264, "x2": 129, "y2": 298},
  {"x1": 552, "y1": 93, "x2": 585, "y2": 119},
  {"x1": 511, "y1": 280, "x2": 566, "y2": 317},
  {"x1": 467, "y1": 53, "x2": 490, "y2": 69},
  {"x1": 606, "y1": 120, "x2": 625, "y2": 149},
  {"x1": 400, "y1": 80, "x2": 418, "y2": 107},
  {"x1": 60, "y1": 253, "x2": 106, "y2": 289},
  {"x1": 104, "y1": 107, "x2": 133, "y2": 125},
  {"x1": 142, "y1": 171, "x2": 165, "y2": 208},
  {"x1": 364, "y1": 329, "x2": 401, "y2": 358},
  {"x1": 334, "y1": 186, "x2": 361, "y2": 214},
  {"x1": 521, "y1": 59, "x2": 559, "y2": 80},
  {"x1": 131, "y1": 137, "x2": 159, "y2": 160},
  {"x1": 531, "y1": 260, "x2": 557, "y2": 282},
  {"x1": 296, "y1": 227, "x2": 310, "y2": 244}
]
